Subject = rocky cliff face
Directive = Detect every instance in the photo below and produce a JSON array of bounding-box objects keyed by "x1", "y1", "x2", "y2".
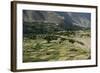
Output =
[
  {"x1": 23, "y1": 10, "x2": 64, "y2": 25},
  {"x1": 23, "y1": 10, "x2": 91, "y2": 31}
]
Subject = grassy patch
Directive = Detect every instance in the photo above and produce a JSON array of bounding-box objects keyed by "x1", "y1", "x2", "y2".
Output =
[{"x1": 23, "y1": 31, "x2": 91, "y2": 62}]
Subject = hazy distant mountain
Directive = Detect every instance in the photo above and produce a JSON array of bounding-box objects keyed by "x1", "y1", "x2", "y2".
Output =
[
  {"x1": 66, "y1": 12, "x2": 91, "y2": 28},
  {"x1": 23, "y1": 10, "x2": 91, "y2": 33}
]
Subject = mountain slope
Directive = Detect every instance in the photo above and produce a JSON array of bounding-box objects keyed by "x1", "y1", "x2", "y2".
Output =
[{"x1": 23, "y1": 10, "x2": 91, "y2": 34}]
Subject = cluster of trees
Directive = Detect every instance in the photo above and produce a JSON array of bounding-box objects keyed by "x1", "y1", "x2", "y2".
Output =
[
  {"x1": 23, "y1": 21, "x2": 90, "y2": 45},
  {"x1": 23, "y1": 21, "x2": 88, "y2": 35},
  {"x1": 23, "y1": 22, "x2": 62, "y2": 35}
]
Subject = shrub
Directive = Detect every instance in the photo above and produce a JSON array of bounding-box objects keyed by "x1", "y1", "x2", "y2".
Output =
[
  {"x1": 34, "y1": 43, "x2": 42, "y2": 50},
  {"x1": 44, "y1": 35, "x2": 58, "y2": 43},
  {"x1": 68, "y1": 39, "x2": 75, "y2": 43}
]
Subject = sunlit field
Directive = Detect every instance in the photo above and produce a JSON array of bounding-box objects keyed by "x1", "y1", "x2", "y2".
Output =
[{"x1": 23, "y1": 29, "x2": 91, "y2": 62}]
